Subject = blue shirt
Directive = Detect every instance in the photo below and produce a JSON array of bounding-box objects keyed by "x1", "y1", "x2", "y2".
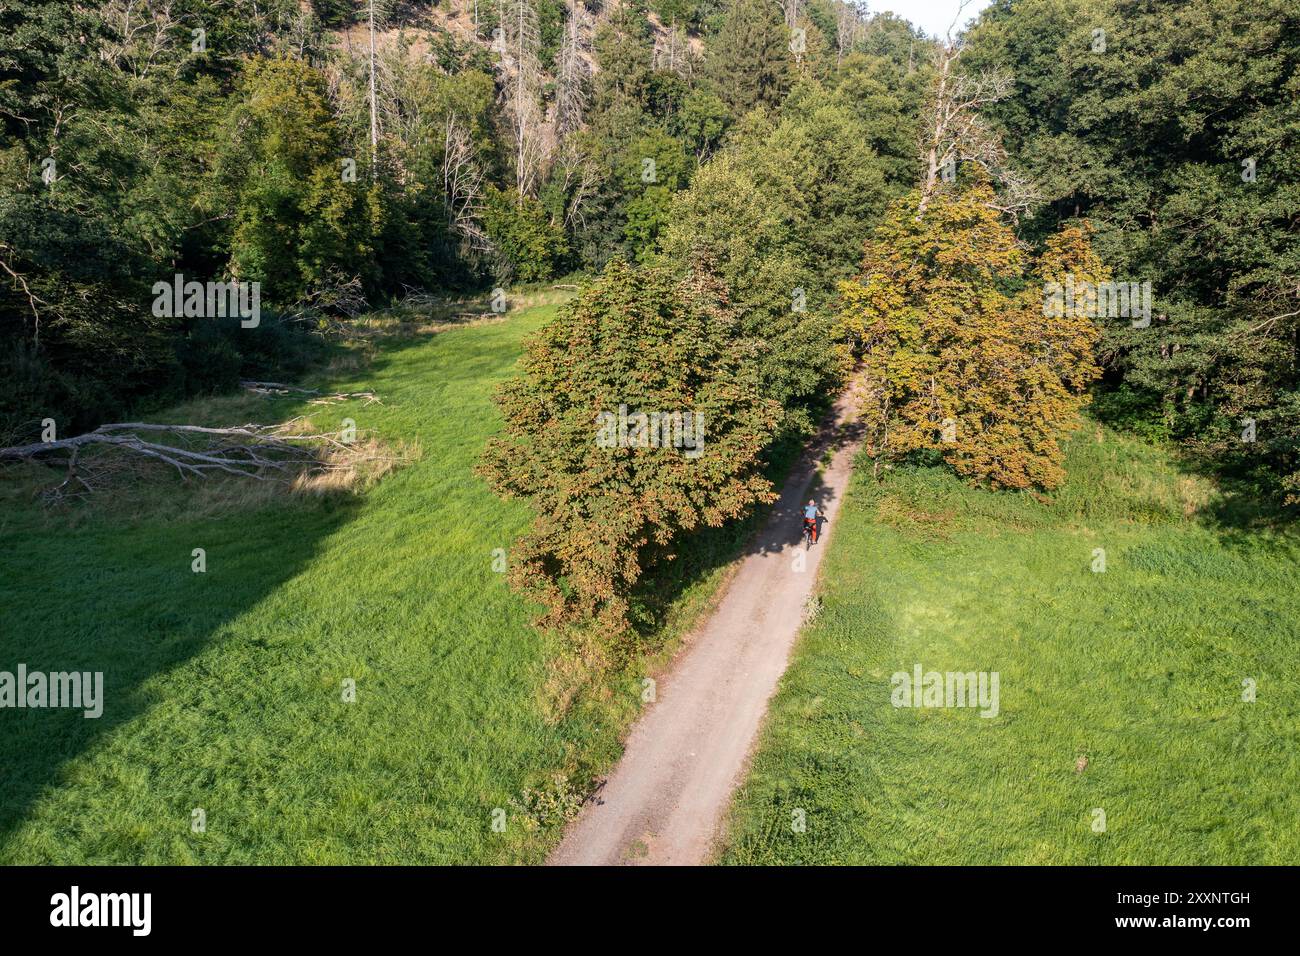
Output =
[{"x1": 804, "y1": 504, "x2": 818, "y2": 520}]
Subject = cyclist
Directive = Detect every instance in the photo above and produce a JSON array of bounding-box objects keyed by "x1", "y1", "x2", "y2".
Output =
[{"x1": 802, "y1": 498, "x2": 825, "y2": 544}]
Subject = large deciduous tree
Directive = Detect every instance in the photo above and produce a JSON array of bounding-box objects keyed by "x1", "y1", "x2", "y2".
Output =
[
  {"x1": 478, "y1": 258, "x2": 781, "y2": 633},
  {"x1": 841, "y1": 186, "x2": 1103, "y2": 490}
]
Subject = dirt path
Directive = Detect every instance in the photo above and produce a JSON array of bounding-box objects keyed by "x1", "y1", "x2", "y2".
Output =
[{"x1": 548, "y1": 391, "x2": 864, "y2": 866}]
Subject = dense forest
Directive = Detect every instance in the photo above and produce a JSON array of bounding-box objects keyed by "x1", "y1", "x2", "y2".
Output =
[{"x1": 1, "y1": 0, "x2": 1296, "y2": 537}]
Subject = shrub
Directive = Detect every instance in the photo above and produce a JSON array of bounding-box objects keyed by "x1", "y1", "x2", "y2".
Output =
[{"x1": 483, "y1": 186, "x2": 569, "y2": 283}]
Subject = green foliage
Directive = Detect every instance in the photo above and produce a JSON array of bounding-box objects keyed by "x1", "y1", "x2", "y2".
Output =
[
  {"x1": 0, "y1": 2, "x2": 336, "y2": 436},
  {"x1": 0, "y1": 193, "x2": 173, "y2": 438},
  {"x1": 964, "y1": 0, "x2": 1300, "y2": 502},
  {"x1": 661, "y1": 83, "x2": 893, "y2": 432},
  {"x1": 704, "y1": 0, "x2": 792, "y2": 116},
  {"x1": 649, "y1": 0, "x2": 720, "y2": 31},
  {"x1": 617, "y1": 130, "x2": 691, "y2": 260},
  {"x1": 591, "y1": 0, "x2": 657, "y2": 114},
  {"x1": 483, "y1": 187, "x2": 569, "y2": 282},
  {"x1": 478, "y1": 259, "x2": 782, "y2": 633},
  {"x1": 0, "y1": 1, "x2": 100, "y2": 141},
  {"x1": 827, "y1": 52, "x2": 930, "y2": 188},
  {"x1": 670, "y1": 88, "x2": 731, "y2": 160},
  {"x1": 309, "y1": 0, "x2": 354, "y2": 27},
  {"x1": 562, "y1": 2, "x2": 702, "y2": 269},
  {"x1": 537, "y1": 0, "x2": 567, "y2": 64},
  {"x1": 858, "y1": 9, "x2": 929, "y2": 64},
  {"x1": 222, "y1": 57, "x2": 379, "y2": 303}
]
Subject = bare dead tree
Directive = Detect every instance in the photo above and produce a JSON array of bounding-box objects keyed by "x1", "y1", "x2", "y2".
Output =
[
  {"x1": 555, "y1": 0, "x2": 592, "y2": 137},
  {"x1": 834, "y1": 1, "x2": 867, "y2": 64},
  {"x1": 780, "y1": 0, "x2": 802, "y2": 31},
  {"x1": 99, "y1": 0, "x2": 176, "y2": 80},
  {"x1": 368, "y1": 0, "x2": 382, "y2": 174},
  {"x1": 916, "y1": 41, "x2": 1038, "y2": 220},
  {"x1": 551, "y1": 138, "x2": 598, "y2": 231},
  {"x1": 282, "y1": 3, "x2": 317, "y2": 58},
  {"x1": 652, "y1": 17, "x2": 693, "y2": 78},
  {"x1": 0, "y1": 242, "x2": 49, "y2": 347},
  {"x1": 443, "y1": 114, "x2": 493, "y2": 255},
  {"x1": 272, "y1": 272, "x2": 370, "y2": 337},
  {"x1": 370, "y1": 41, "x2": 427, "y2": 187},
  {"x1": 497, "y1": 0, "x2": 548, "y2": 199}
]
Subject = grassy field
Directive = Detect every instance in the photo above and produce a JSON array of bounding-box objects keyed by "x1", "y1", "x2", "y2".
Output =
[
  {"x1": 0, "y1": 293, "x2": 747, "y2": 864},
  {"x1": 721, "y1": 427, "x2": 1300, "y2": 864},
  {"x1": 8, "y1": 295, "x2": 1294, "y2": 867}
]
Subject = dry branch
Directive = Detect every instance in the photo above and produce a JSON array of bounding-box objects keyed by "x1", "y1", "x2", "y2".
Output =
[
  {"x1": 3, "y1": 423, "x2": 317, "y2": 479},
  {"x1": 917, "y1": 42, "x2": 1038, "y2": 221},
  {"x1": 240, "y1": 380, "x2": 382, "y2": 405},
  {"x1": 0, "y1": 418, "x2": 401, "y2": 502}
]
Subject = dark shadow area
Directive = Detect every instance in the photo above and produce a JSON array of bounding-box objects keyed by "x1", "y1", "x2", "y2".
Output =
[
  {"x1": 626, "y1": 395, "x2": 866, "y2": 642},
  {"x1": 0, "y1": 491, "x2": 361, "y2": 852},
  {"x1": 1186, "y1": 469, "x2": 1300, "y2": 555},
  {"x1": 1091, "y1": 384, "x2": 1298, "y2": 544}
]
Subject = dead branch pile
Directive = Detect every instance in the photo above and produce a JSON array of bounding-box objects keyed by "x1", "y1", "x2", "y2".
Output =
[{"x1": 239, "y1": 380, "x2": 381, "y2": 404}]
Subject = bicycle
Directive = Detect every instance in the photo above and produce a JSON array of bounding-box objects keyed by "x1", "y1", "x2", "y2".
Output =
[{"x1": 801, "y1": 517, "x2": 820, "y2": 550}]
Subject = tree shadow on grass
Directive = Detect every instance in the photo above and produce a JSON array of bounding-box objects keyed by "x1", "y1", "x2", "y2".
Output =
[
  {"x1": 0, "y1": 488, "x2": 361, "y2": 857},
  {"x1": 1090, "y1": 387, "x2": 1298, "y2": 546},
  {"x1": 1170, "y1": 456, "x2": 1300, "y2": 556}
]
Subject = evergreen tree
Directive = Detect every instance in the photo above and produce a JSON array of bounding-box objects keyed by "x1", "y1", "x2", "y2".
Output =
[{"x1": 704, "y1": 0, "x2": 793, "y2": 116}]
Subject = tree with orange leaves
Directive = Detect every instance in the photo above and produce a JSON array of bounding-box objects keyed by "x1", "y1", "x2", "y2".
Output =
[{"x1": 840, "y1": 185, "x2": 1103, "y2": 490}]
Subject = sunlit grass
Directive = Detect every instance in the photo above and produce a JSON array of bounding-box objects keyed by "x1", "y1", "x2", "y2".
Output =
[
  {"x1": 0, "y1": 296, "x2": 739, "y2": 864},
  {"x1": 721, "y1": 426, "x2": 1300, "y2": 864}
]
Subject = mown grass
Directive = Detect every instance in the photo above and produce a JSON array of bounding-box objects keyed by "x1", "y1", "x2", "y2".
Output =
[
  {"x1": 721, "y1": 425, "x2": 1300, "y2": 864},
  {"x1": 0, "y1": 294, "x2": 742, "y2": 864}
]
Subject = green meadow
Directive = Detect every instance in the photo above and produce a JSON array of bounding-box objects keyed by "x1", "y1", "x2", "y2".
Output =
[
  {"x1": 721, "y1": 428, "x2": 1300, "y2": 864},
  {"x1": 0, "y1": 296, "x2": 743, "y2": 864},
  {"x1": 4, "y1": 295, "x2": 1295, "y2": 866}
]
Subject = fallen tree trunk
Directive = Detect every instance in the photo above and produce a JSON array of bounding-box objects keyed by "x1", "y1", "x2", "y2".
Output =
[
  {"x1": 1, "y1": 421, "x2": 325, "y2": 478},
  {"x1": 239, "y1": 380, "x2": 381, "y2": 404},
  {"x1": 0, "y1": 420, "x2": 359, "y2": 491}
]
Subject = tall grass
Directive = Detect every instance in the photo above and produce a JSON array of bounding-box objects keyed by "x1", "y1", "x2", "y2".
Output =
[
  {"x1": 721, "y1": 427, "x2": 1300, "y2": 864},
  {"x1": 0, "y1": 298, "x2": 741, "y2": 864}
]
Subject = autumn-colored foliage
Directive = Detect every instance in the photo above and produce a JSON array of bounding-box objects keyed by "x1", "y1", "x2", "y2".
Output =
[
  {"x1": 840, "y1": 186, "x2": 1103, "y2": 490},
  {"x1": 478, "y1": 258, "x2": 781, "y2": 633}
]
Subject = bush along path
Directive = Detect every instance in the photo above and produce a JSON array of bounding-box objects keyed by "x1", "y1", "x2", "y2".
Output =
[{"x1": 549, "y1": 390, "x2": 864, "y2": 865}]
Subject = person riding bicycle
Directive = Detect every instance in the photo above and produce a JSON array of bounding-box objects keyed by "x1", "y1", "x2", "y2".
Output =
[{"x1": 802, "y1": 499, "x2": 825, "y2": 543}]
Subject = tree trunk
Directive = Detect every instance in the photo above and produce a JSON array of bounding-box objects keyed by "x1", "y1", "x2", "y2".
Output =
[{"x1": 368, "y1": 0, "x2": 379, "y2": 176}]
